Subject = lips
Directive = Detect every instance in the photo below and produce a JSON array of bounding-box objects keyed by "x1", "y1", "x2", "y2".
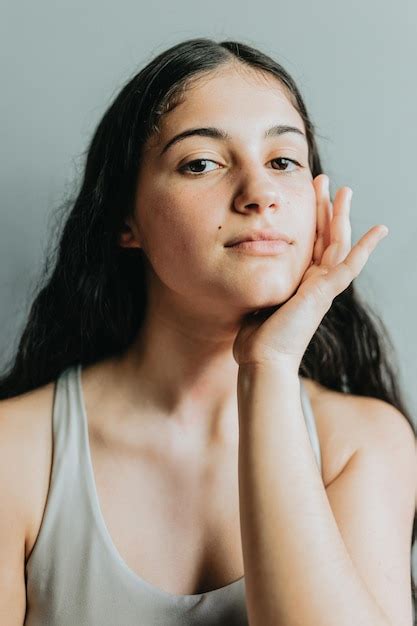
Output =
[
  {"x1": 225, "y1": 228, "x2": 293, "y2": 247},
  {"x1": 226, "y1": 240, "x2": 291, "y2": 256}
]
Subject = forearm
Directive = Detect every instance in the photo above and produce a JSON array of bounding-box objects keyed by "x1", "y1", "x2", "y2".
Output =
[{"x1": 237, "y1": 364, "x2": 390, "y2": 626}]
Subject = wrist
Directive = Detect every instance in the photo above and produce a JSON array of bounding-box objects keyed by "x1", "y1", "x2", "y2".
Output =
[
  {"x1": 238, "y1": 359, "x2": 300, "y2": 378},
  {"x1": 237, "y1": 361, "x2": 300, "y2": 393},
  {"x1": 236, "y1": 363, "x2": 302, "y2": 430}
]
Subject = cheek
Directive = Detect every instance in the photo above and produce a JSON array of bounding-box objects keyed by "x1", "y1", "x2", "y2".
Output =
[
  {"x1": 138, "y1": 188, "x2": 216, "y2": 281},
  {"x1": 289, "y1": 181, "x2": 316, "y2": 234}
]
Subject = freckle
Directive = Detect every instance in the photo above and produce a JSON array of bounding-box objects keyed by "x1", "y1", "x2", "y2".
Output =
[{"x1": 218, "y1": 226, "x2": 222, "y2": 229}]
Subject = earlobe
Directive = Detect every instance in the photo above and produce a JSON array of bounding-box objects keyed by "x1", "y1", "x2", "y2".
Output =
[{"x1": 118, "y1": 223, "x2": 142, "y2": 249}]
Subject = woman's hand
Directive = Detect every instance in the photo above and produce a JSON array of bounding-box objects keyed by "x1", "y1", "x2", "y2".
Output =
[{"x1": 232, "y1": 174, "x2": 389, "y2": 371}]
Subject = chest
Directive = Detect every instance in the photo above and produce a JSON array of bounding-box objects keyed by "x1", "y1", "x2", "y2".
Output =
[{"x1": 88, "y1": 426, "x2": 245, "y2": 596}]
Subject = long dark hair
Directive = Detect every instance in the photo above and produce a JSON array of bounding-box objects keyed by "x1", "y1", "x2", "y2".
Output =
[{"x1": 1, "y1": 37, "x2": 415, "y2": 601}]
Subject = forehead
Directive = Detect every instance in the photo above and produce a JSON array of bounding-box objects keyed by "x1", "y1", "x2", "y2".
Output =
[{"x1": 154, "y1": 64, "x2": 304, "y2": 141}]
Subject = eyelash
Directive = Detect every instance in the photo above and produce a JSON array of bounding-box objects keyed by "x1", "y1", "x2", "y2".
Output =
[{"x1": 179, "y1": 157, "x2": 302, "y2": 176}]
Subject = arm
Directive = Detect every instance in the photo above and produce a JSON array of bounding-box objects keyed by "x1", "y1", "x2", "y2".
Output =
[
  {"x1": 237, "y1": 363, "x2": 414, "y2": 626},
  {"x1": 0, "y1": 404, "x2": 29, "y2": 625}
]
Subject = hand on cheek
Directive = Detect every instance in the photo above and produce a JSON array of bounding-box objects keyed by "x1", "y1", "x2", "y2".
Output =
[{"x1": 233, "y1": 172, "x2": 388, "y2": 368}]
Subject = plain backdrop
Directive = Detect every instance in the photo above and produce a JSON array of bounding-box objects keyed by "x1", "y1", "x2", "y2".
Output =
[{"x1": 0, "y1": 0, "x2": 416, "y2": 429}]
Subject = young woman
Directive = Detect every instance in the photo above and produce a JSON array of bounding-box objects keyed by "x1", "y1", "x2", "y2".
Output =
[{"x1": 0, "y1": 38, "x2": 415, "y2": 626}]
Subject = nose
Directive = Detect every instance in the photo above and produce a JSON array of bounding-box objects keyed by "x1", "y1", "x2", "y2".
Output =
[{"x1": 233, "y1": 168, "x2": 282, "y2": 214}]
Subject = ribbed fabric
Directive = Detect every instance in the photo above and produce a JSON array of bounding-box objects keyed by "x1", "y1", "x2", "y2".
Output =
[{"x1": 24, "y1": 364, "x2": 322, "y2": 625}]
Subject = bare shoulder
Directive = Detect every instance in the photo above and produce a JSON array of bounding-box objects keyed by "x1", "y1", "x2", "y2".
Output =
[
  {"x1": 302, "y1": 378, "x2": 415, "y2": 488},
  {"x1": 0, "y1": 381, "x2": 55, "y2": 560}
]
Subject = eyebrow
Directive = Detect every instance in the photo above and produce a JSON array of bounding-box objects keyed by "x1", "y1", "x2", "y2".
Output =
[{"x1": 160, "y1": 124, "x2": 307, "y2": 156}]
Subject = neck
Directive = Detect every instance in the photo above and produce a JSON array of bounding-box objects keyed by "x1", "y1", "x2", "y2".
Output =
[{"x1": 112, "y1": 306, "x2": 244, "y2": 448}]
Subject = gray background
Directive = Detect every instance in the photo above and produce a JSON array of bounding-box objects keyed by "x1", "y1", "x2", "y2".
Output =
[{"x1": 1, "y1": 0, "x2": 416, "y2": 428}]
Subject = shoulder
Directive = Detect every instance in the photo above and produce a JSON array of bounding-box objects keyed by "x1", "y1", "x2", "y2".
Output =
[
  {"x1": 302, "y1": 378, "x2": 416, "y2": 488},
  {"x1": 0, "y1": 381, "x2": 56, "y2": 559}
]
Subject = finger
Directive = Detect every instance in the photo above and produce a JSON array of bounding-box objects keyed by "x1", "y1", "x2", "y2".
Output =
[
  {"x1": 294, "y1": 224, "x2": 388, "y2": 351},
  {"x1": 320, "y1": 225, "x2": 389, "y2": 303},
  {"x1": 321, "y1": 186, "x2": 352, "y2": 266},
  {"x1": 312, "y1": 175, "x2": 331, "y2": 263},
  {"x1": 323, "y1": 178, "x2": 333, "y2": 251}
]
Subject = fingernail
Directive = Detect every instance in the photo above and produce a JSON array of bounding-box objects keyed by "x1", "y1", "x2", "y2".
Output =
[{"x1": 377, "y1": 226, "x2": 389, "y2": 242}]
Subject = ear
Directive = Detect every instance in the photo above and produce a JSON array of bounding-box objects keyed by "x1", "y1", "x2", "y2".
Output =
[{"x1": 118, "y1": 221, "x2": 142, "y2": 250}]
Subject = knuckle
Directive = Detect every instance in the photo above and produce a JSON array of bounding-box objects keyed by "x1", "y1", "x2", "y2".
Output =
[
  {"x1": 307, "y1": 275, "x2": 332, "y2": 308},
  {"x1": 340, "y1": 260, "x2": 355, "y2": 279},
  {"x1": 315, "y1": 279, "x2": 331, "y2": 303}
]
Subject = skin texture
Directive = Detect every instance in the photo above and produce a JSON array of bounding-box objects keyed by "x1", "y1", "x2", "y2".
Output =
[{"x1": 116, "y1": 61, "x2": 351, "y2": 447}]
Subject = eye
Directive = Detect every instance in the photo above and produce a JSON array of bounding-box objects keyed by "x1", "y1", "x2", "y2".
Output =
[
  {"x1": 179, "y1": 159, "x2": 220, "y2": 175},
  {"x1": 178, "y1": 156, "x2": 302, "y2": 176},
  {"x1": 270, "y1": 157, "x2": 301, "y2": 172}
]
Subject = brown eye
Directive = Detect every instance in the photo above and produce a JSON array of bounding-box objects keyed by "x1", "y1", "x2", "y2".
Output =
[
  {"x1": 179, "y1": 159, "x2": 220, "y2": 175},
  {"x1": 270, "y1": 157, "x2": 300, "y2": 172}
]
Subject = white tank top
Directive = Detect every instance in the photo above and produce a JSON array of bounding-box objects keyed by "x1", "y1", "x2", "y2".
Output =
[{"x1": 24, "y1": 363, "x2": 322, "y2": 625}]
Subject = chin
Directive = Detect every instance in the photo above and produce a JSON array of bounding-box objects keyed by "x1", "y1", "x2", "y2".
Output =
[
  {"x1": 234, "y1": 288, "x2": 296, "y2": 315},
  {"x1": 246, "y1": 279, "x2": 298, "y2": 305}
]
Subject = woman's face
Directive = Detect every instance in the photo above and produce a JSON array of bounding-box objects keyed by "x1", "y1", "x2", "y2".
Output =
[{"x1": 122, "y1": 63, "x2": 318, "y2": 320}]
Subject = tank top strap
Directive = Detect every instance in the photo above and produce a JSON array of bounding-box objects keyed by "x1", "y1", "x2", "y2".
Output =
[
  {"x1": 299, "y1": 377, "x2": 322, "y2": 476},
  {"x1": 25, "y1": 364, "x2": 93, "y2": 611},
  {"x1": 26, "y1": 364, "x2": 87, "y2": 559},
  {"x1": 51, "y1": 364, "x2": 83, "y2": 468}
]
